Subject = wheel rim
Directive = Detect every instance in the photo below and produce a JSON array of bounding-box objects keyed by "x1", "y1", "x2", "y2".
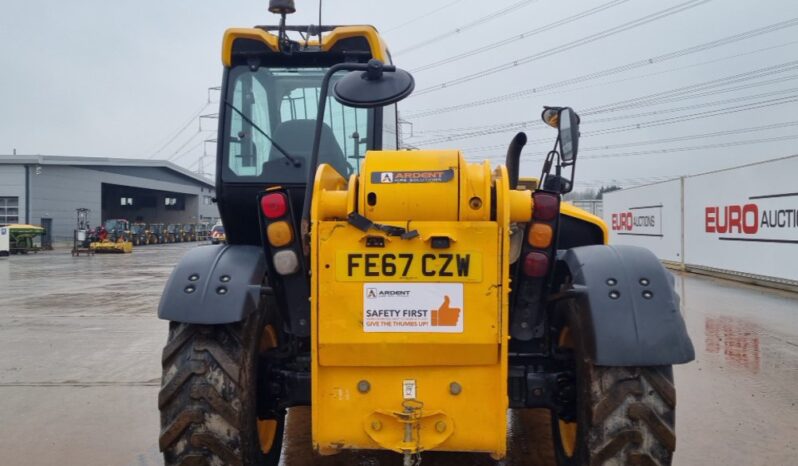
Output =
[
  {"x1": 257, "y1": 420, "x2": 278, "y2": 454},
  {"x1": 258, "y1": 324, "x2": 279, "y2": 455},
  {"x1": 557, "y1": 326, "x2": 577, "y2": 458}
]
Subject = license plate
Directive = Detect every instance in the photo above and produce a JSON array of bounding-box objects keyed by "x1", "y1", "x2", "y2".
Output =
[{"x1": 335, "y1": 251, "x2": 482, "y2": 282}]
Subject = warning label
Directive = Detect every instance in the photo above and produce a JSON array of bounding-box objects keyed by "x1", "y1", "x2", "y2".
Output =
[
  {"x1": 371, "y1": 169, "x2": 455, "y2": 184},
  {"x1": 363, "y1": 283, "x2": 464, "y2": 333}
]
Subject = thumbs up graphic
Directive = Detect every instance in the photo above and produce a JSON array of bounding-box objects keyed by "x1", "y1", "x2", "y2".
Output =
[{"x1": 431, "y1": 295, "x2": 461, "y2": 327}]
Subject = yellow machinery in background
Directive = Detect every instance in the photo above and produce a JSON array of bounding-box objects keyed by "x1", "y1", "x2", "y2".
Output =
[
  {"x1": 90, "y1": 219, "x2": 132, "y2": 254},
  {"x1": 90, "y1": 239, "x2": 132, "y2": 254}
]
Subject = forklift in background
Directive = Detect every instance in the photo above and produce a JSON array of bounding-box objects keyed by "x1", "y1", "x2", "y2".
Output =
[{"x1": 71, "y1": 208, "x2": 94, "y2": 256}]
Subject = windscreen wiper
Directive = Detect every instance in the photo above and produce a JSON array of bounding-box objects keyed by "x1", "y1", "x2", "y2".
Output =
[{"x1": 224, "y1": 101, "x2": 301, "y2": 167}]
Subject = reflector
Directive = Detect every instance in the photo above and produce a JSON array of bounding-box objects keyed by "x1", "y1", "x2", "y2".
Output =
[
  {"x1": 523, "y1": 252, "x2": 549, "y2": 278},
  {"x1": 273, "y1": 250, "x2": 300, "y2": 275}
]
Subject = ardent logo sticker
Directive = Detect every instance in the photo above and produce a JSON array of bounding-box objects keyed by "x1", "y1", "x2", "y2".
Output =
[
  {"x1": 363, "y1": 283, "x2": 464, "y2": 333},
  {"x1": 371, "y1": 169, "x2": 454, "y2": 184}
]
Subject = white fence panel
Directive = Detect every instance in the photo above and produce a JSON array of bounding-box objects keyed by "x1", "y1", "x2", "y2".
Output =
[
  {"x1": 684, "y1": 156, "x2": 798, "y2": 282},
  {"x1": 602, "y1": 179, "x2": 683, "y2": 263}
]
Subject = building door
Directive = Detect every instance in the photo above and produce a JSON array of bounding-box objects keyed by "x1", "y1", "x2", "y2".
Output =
[{"x1": 41, "y1": 218, "x2": 53, "y2": 250}]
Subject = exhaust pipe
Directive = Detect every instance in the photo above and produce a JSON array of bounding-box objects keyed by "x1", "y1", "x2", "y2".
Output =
[{"x1": 505, "y1": 132, "x2": 527, "y2": 190}]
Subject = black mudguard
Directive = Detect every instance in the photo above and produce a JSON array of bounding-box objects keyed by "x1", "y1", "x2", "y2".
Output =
[
  {"x1": 559, "y1": 245, "x2": 695, "y2": 366},
  {"x1": 158, "y1": 244, "x2": 266, "y2": 324}
]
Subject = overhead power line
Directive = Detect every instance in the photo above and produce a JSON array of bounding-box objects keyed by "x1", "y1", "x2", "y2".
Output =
[
  {"x1": 147, "y1": 102, "x2": 211, "y2": 158},
  {"x1": 410, "y1": 0, "x2": 630, "y2": 73},
  {"x1": 403, "y1": 18, "x2": 798, "y2": 118},
  {"x1": 464, "y1": 119, "x2": 798, "y2": 157},
  {"x1": 433, "y1": 91, "x2": 798, "y2": 151},
  {"x1": 410, "y1": 60, "x2": 798, "y2": 144},
  {"x1": 570, "y1": 175, "x2": 677, "y2": 188},
  {"x1": 383, "y1": 0, "x2": 466, "y2": 33},
  {"x1": 411, "y1": 0, "x2": 712, "y2": 96},
  {"x1": 591, "y1": 61, "x2": 798, "y2": 114},
  {"x1": 394, "y1": 0, "x2": 541, "y2": 55},
  {"x1": 581, "y1": 120, "x2": 798, "y2": 152},
  {"x1": 171, "y1": 140, "x2": 205, "y2": 164},
  {"x1": 459, "y1": 97, "x2": 798, "y2": 151},
  {"x1": 459, "y1": 87, "x2": 798, "y2": 153},
  {"x1": 410, "y1": 76, "x2": 798, "y2": 138},
  {"x1": 470, "y1": 133, "x2": 798, "y2": 165},
  {"x1": 587, "y1": 95, "x2": 798, "y2": 136},
  {"x1": 469, "y1": 92, "x2": 798, "y2": 148},
  {"x1": 580, "y1": 134, "x2": 798, "y2": 160},
  {"x1": 166, "y1": 129, "x2": 212, "y2": 162},
  {"x1": 416, "y1": 81, "x2": 798, "y2": 145},
  {"x1": 464, "y1": 95, "x2": 798, "y2": 162}
]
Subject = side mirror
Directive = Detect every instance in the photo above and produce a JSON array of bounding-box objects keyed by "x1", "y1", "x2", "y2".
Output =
[
  {"x1": 558, "y1": 107, "x2": 580, "y2": 164},
  {"x1": 541, "y1": 106, "x2": 581, "y2": 165},
  {"x1": 333, "y1": 59, "x2": 415, "y2": 109}
]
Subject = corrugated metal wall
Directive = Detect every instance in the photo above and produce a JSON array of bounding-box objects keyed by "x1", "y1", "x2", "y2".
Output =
[
  {"x1": 0, "y1": 165, "x2": 28, "y2": 224},
  {"x1": 2, "y1": 164, "x2": 221, "y2": 241}
]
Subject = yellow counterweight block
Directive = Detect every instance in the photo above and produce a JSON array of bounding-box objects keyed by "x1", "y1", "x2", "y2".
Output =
[{"x1": 310, "y1": 150, "x2": 532, "y2": 459}]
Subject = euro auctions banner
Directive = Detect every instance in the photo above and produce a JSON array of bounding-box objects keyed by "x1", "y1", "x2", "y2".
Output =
[
  {"x1": 602, "y1": 179, "x2": 683, "y2": 263},
  {"x1": 684, "y1": 156, "x2": 798, "y2": 282}
]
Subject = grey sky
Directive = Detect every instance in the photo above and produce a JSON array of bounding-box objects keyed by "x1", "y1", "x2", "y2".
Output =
[{"x1": 2, "y1": 0, "x2": 797, "y2": 188}]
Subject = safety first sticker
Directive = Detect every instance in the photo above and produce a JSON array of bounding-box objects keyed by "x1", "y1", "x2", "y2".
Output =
[
  {"x1": 363, "y1": 283, "x2": 463, "y2": 333},
  {"x1": 371, "y1": 169, "x2": 454, "y2": 184}
]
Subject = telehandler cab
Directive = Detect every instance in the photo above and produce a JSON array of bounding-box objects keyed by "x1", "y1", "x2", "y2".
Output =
[{"x1": 158, "y1": 2, "x2": 694, "y2": 465}]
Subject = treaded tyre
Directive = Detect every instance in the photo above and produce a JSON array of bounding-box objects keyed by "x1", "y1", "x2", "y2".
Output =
[
  {"x1": 552, "y1": 301, "x2": 676, "y2": 466},
  {"x1": 159, "y1": 309, "x2": 285, "y2": 466}
]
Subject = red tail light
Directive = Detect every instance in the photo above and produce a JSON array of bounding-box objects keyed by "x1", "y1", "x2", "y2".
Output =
[
  {"x1": 261, "y1": 193, "x2": 288, "y2": 219},
  {"x1": 533, "y1": 192, "x2": 559, "y2": 221},
  {"x1": 523, "y1": 252, "x2": 550, "y2": 277}
]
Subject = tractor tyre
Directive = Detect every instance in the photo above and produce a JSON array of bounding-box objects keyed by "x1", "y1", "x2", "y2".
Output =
[
  {"x1": 551, "y1": 301, "x2": 676, "y2": 466},
  {"x1": 158, "y1": 310, "x2": 285, "y2": 466}
]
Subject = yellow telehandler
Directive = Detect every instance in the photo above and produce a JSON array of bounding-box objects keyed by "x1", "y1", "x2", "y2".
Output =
[{"x1": 158, "y1": 2, "x2": 694, "y2": 464}]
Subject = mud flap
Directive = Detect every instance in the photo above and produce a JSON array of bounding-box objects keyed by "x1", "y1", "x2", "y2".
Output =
[
  {"x1": 158, "y1": 244, "x2": 266, "y2": 324},
  {"x1": 558, "y1": 245, "x2": 695, "y2": 366}
]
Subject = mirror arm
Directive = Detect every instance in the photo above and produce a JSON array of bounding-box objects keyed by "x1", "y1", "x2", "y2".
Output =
[
  {"x1": 300, "y1": 61, "x2": 397, "y2": 245},
  {"x1": 567, "y1": 162, "x2": 577, "y2": 194},
  {"x1": 301, "y1": 63, "x2": 357, "y2": 230},
  {"x1": 539, "y1": 149, "x2": 557, "y2": 189}
]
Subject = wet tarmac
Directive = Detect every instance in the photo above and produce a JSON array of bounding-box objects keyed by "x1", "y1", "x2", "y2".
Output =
[{"x1": 0, "y1": 243, "x2": 796, "y2": 465}]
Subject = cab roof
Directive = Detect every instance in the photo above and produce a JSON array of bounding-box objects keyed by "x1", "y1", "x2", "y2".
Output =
[{"x1": 221, "y1": 25, "x2": 390, "y2": 67}]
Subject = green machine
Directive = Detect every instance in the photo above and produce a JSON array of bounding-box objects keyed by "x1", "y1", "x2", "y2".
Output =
[{"x1": 8, "y1": 224, "x2": 45, "y2": 254}]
